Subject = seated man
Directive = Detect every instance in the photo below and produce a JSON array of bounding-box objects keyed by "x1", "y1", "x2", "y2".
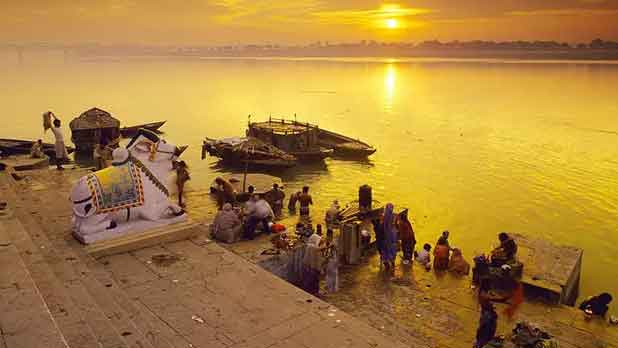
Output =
[
  {"x1": 30, "y1": 139, "x2": 45, "y2": 158},
  {"x1": 213, "y1": 203, "x2": 242, "y2": 243},
  {"x1": 579, "y1": 293, "x2": 613, "y2": 317},
  {"x1": 491, "y1": 232, "x2": 517, "y2": 266},
  {"x1": 243, "y1": 195, "x2": 274, "y2": 240}
]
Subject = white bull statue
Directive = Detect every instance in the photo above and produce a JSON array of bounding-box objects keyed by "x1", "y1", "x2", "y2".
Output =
[{"x1": 70, "y1": 130, "x2": 187, "y2": 244}]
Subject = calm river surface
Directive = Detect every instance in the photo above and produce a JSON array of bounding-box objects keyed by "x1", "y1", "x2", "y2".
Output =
[{"x1": 1, "y1": 51, "x2": 617, "y2": 307}]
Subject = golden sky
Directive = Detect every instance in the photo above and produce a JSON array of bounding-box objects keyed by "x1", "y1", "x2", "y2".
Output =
[{"x1": 2, "y1": 0, "x2": 618, "y2": 44}]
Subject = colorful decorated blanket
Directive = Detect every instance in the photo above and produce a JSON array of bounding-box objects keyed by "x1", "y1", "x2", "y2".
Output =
[{"x1": 87, "y1": 162, "x2": 145, "y2": 213}]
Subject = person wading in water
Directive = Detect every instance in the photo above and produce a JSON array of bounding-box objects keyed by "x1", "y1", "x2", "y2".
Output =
[{"x1": 298, "y1": 186, "x2": 313, "y2": 219}]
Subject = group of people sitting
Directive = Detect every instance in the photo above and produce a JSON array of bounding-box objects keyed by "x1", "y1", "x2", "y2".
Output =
[{"x1": 211, "y1": 178, "x2": 294, "y2": 243}]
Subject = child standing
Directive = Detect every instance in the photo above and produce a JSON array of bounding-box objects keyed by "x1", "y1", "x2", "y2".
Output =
[{"x1": 174, "y1": 161, "x2": 190, "y2": 208}]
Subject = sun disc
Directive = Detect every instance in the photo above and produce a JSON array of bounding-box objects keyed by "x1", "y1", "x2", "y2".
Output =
[{"x1": 386, "y1": 18, "x2": 398, "y2": 29}]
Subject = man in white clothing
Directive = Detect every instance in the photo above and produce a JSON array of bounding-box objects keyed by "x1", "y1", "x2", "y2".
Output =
[
  {"x1": 48, "y1": 112, "x2": 69, "y2": 170},
  {"x1": 243, "y1": 195, "x2": 274, "y2": 240}
]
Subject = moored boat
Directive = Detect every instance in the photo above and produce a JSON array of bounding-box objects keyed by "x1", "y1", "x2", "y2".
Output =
[
  {"x1": 247, "y1": 118, "x2": 333, "y2": 162},
  {"x1": 248, "y1": 117, "x2": 375, "y2": 159},
  {"x1": 120, "y1": 121, "x2": 166, "y2": 138},
  {"x1": 0, "y1": 138, "x2": 75, "y2": 158},
  {"x1": 317, "y1": 128, "x2": 376, "y2": 158},
  {"x1": 70, "y1": 108, "x2": 121, "y2": 154},
  {"x1": 202, "y1": 136, "x2": 297, "y2": 168}
]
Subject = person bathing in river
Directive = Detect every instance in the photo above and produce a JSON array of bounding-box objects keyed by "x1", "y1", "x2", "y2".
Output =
[
  {"x1": 382, "y1": 203, "x2": 398, "y2": 270},
  {"x1": 397, "y1": 211, "x2": 416, "y2": 265},
  {"x1": 264, "y1": 183, "x2": 285, "y2": 217},
  {"x1": 288, "y1": 190, "x2": 301, "y2": 212},
  {"x1": 298, "y1": 186, "x2": 313, "y2": 218},
  {"x1": 48, "y1": 112, "x2": 69, "y2": 170}
]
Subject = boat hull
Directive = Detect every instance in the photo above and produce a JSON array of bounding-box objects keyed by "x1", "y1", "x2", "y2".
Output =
[
  {"x1": 120, "y1": 121, "x2": 166, "y2": 138},
  {"x1": 0, "y1": 138, "x2": 75, "y2": 157},
  {"x1": 203, "y1": 137, "x2": 297, "y2": 169}
]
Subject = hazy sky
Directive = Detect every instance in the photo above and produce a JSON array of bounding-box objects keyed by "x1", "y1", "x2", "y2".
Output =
[{"x1": 2, "y1": 0, "x2": 618, "y2": 45}]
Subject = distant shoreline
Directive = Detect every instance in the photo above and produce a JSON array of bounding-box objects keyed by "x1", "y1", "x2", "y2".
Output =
[{"x1": 73, "y1": 54, "x2": 618, "y2": 65}]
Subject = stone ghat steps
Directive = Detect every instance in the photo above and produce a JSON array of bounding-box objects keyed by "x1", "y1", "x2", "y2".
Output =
[
  {"x1": 0, "y1": 173, "x2": 175, "y2": 348},
  {"x1": 0, "y1": 238, "x2": 69, "y2": 348}
]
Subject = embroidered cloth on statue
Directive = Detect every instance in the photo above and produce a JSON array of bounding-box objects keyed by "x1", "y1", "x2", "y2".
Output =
[{"x1": 87, "y1": 162, "x2": 145, "y2": 213}]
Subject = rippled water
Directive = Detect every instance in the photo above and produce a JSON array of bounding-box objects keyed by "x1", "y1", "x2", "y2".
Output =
[{"x1": 1, "y1": 51, "x2": 617, "y2": 304}]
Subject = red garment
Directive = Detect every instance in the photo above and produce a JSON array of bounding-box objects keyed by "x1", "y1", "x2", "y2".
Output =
[
  {"x1": 433, "y1": 245, "x2": 450, "y2": 270},
  {"x1": 271, "y1": 223, "x2": 286, "y2": 233}
]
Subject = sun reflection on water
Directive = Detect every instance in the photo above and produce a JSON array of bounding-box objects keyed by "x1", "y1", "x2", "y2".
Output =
[{"x1": 384, "y1": 63, "x2": 397, "y2": 112}]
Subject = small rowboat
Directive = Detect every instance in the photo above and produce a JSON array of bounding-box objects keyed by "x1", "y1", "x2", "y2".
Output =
[
  {"x1": 0, "y1": 138, "x2": 75, "y2": 157},
  {"x1": 120, "y1": 121, "x2": 166, "y2": 138}
]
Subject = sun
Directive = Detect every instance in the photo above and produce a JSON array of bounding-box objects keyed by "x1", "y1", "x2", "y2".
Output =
[{"x1": 386, "y1": 18, "x2": 398, "y2": 29}]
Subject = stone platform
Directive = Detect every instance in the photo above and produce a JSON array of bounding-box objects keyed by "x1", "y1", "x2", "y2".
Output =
[
  {"x1": 514, "y1": 233, "x2": 583, "y2": 305},
  {"x1": 219, "y1": 226, "x2": 618, "y2": 348},
  {"x1": 0, "y1": 155, "x2": 49, "y2": 171},
  {"x1": 0, "y1": 169, "x2": 407, "y2": 348}
]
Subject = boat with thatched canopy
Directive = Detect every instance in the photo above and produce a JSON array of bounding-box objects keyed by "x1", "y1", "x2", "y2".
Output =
[
  {"x1": 247, "y1": 117, "x2": 333, "y2": 161},
  {"x1": 69, "y1": 108, "x2": 120, "y2": 154},
  {"x1": 202, "y1": 136, "x2": 297, "y2": 168}
]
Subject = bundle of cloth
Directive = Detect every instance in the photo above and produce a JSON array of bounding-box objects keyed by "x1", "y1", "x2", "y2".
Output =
[{"x1": 511, "y1": 321, "x2": 558, "y2": 348}]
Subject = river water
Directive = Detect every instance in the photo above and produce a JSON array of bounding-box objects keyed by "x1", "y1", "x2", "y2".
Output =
[{"x1": 1, "y1": 51, "x2": 617, "y2": 307}]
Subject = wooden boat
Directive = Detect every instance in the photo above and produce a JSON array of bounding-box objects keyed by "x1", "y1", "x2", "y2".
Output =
[
  {"x1": 248, "y1": 117, "x2": 375, "y2": 159},
  {"x1": 120, "y1": 121, "x2": 166, "y2": 138},
  {"x1": 0, "y1": 138, "x2": 75, "y2": 157},
  {"x1": 317, "y1": 128, "x2": 376, "y2": 158},
  {"x1": 70, "y1": 108, "x2": 120, "y2": 154},
  {"x1": 247, "y1": 118, "x2": 333, "y2": 162},
  {"x1": 202, "y1": 136, "x2": 297, "y2": 168},
  {"x1": 209, "y1": 174, "x2": 283, "y2": 196}
]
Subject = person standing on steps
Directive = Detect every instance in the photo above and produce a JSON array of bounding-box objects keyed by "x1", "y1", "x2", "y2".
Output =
[{"x1": 48, "y1": 112, "x2": 69, "y2": 170}]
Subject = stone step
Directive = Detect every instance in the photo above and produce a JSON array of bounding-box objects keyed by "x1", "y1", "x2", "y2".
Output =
[
  {"x1": 0, "y1": 212, "x2": 105, "y2": 348},
  {"x1": 2, "y1": 173, "x2": 177, "y2": 348},
  {"x1": 0, "y1": 241, "x2": 69, "y2": 348},
  {"x1": 29, "y1": 212, "x2": 180, "y2": 348}
]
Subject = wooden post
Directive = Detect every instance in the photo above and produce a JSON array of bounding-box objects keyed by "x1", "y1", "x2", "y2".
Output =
[{"x1": 242, "y1": 161, "x2": 249, "y2": 193}]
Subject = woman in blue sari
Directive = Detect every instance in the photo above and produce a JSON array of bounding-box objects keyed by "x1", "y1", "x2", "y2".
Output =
[{"x1": 382, "y1": 203, "x2": 398, "y2": 270}]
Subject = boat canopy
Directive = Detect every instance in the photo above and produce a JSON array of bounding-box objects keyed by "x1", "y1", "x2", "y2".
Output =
[{"x1": 70, "y1": 108, "x2": 120, "y2": 131}]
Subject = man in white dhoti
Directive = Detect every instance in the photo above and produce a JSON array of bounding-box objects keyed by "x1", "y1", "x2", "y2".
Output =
[{"x1": 48, "y1": 112, "x2": 69, "y2": 170}]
